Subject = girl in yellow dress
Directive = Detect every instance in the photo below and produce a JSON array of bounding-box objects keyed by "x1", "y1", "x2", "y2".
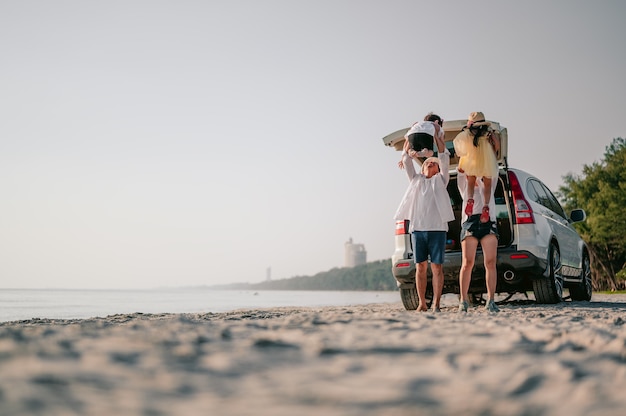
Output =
[{"x1": 453, "y1": 112, "x2": 500, "y2": 223}]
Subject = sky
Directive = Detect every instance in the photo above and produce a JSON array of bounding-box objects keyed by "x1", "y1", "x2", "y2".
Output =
[{"x1": 1, "y1": 0, "x2": 625, "y2": 289}]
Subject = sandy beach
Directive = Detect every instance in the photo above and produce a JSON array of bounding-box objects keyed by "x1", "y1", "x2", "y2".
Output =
[{"x1": 1, "y1": 294, "x2": 625, "y2": 416}]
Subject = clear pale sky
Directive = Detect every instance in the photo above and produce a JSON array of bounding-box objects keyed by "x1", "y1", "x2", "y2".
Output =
[{"x1": 1, "y1": 1, "x2": 624, "y2": 289}]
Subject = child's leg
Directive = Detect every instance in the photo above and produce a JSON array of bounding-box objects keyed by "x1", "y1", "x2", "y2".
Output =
[
  {"x1": 467, "y1": 175, "x2": 476, "y2": 200},
  {"x1": 465, "y1": 175, "x2": 476, "y2": 216},
  {"x1": 482, "y1": 177, "x2": 492, "y2": 204},
  {"x1": 480, "y1": 176, "x2": 493, "y2": 223}
]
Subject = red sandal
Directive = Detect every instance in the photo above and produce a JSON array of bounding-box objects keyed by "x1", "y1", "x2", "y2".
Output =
[
  {"x1": 465, "y1": 199, "x2": 474, "y2": 217},
  {"x1": 480, "y1": 206, "x2": 490, "y2": 223}
]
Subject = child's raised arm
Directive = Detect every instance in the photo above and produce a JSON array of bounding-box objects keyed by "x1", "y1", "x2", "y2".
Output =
[{"x1": 434, "y1": 126, "x2": 445, "y2": 153}]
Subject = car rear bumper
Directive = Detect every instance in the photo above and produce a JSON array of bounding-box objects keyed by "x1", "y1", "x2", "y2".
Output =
[{"x1": 391, "y1": 246, "x2": 548, "y2": 292}]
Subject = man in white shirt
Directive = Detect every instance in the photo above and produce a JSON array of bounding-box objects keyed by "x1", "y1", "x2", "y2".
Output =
[{"x1": 394, "y1": 131, "x2": 454, "y2": 312}]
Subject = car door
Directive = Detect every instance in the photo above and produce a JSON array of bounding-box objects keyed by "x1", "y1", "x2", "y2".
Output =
[{"x1": 527, "y1": 179, "x2": 580, "y2": 272}]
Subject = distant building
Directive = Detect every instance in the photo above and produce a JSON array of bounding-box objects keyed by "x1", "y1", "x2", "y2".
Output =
[
  {"x1": 266, "y1": 267, "x2": 271, "y2": 281},
  {"x1": 345, "y1": 237, "x2": 367, "y2": 267}
]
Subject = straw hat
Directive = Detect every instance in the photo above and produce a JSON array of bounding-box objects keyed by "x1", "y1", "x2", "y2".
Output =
[{"x1": 467, "y1": 111, "x2": 491, "y2": 127}]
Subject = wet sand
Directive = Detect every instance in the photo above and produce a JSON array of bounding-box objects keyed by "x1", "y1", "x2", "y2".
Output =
[{"x1": 1, "y1": 294, "x2": 625, "y2": 415}]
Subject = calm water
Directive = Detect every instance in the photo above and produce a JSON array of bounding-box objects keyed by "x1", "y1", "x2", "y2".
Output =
[{"x1": 0, "y1": 288, "x2": 401, "y2": 322}]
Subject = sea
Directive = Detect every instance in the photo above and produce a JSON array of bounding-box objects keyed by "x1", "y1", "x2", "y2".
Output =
[{"x1": 0, "y1": 288, "x2": 401, "y2": 323}]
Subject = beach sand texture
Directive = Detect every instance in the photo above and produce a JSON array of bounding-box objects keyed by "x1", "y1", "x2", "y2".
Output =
[{"x1": 1, "y1": 294, "x2": 625, "y2": 416}]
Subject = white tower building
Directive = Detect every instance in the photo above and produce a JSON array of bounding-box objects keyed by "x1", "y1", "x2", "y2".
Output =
[{"x1": 344, "y1": 237, "x2": 367, "y2": 267}]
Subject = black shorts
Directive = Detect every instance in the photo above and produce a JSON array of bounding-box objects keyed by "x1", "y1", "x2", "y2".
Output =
[
  {"x1": 460, "y1": 214, "x2": 499, "y2": 241},
  {"x1": 407, "y1": 132, "x2": 434, "y2": 153}
]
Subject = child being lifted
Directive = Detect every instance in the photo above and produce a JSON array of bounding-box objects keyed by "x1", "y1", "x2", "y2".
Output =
[
  {"x1": 398, "y1": 112, "x2": 444, "y2": 169},
  {"x1": 453, "y1": 111, "x2": 501, "y2": 223}
]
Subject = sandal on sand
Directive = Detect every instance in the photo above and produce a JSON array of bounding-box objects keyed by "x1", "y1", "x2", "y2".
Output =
[
  {"x1": 480, "y1": 206, "x2": 490, "y2": 223},
  {"x1": 486, "y1": 300, "x2": 500, "y2": 313},
  {"x1": 465, "y1": 199, "x2": 474, "y2": 217},
  {"x1": 458, "y1": 301, "x2": 469, "y2": 313}
]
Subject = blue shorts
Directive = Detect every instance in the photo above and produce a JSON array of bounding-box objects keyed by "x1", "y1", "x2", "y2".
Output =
[{"x1": 411, "y1": 231, "x2": 446, "y2": 265}]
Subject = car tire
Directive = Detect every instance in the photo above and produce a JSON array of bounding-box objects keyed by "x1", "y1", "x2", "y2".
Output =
[
  {"x1": 400, "y1": 286, "x2": 433, "y2": 310},
  {"x1": 533, "y1": 242, "x2": 563, "y2": 304},
  {"x1": 569, "y1": 251, "x2": 592, "y2": 301},
  {"x1": 471, "y1": 293, "x2": 486, "y2": 306},
  {"x1": 400, "y1": 288, "x2": 419, "y2": 310}
]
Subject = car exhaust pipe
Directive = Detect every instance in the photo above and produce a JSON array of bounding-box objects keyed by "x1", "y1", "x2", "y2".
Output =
[{"x1": 503, "y1": 270, "x2": 515, "y2": 281}]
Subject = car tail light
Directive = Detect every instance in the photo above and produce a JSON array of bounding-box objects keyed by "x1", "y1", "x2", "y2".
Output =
[
  {"x1": 510, "y1": 253, "x2": 530, "y2": 259},
  {"x1": 395, "y1": 220, "x2": 410, "y2": 235},
  {"x1": 507, "y1": 171, "x2": 535, "y2": 224},
  {"x1": 396, "y1": 262, "x2": 412, "y2": 268}
]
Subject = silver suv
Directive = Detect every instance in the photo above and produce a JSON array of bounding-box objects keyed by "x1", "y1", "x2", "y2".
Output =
[{"x1": 383, "y1": 119, "x2": 592, "y2": 309}]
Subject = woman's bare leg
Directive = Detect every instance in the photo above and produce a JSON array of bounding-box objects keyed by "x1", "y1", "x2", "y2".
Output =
[
  {"x1": 459, "y1": 237, "x2": 479, "y2": 303},
  {"x1": 480, "y1": 235, "x2": 498, "y2": 301}
]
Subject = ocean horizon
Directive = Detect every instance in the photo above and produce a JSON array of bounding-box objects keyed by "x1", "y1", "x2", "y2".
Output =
[{"x1": 0, "y1": 288, "x2": 400, "y2": 323}]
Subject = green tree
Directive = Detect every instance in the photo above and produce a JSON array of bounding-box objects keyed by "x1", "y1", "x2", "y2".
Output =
[{"x1": 558, "y1": 137, "x2": 626, "y2": 290}]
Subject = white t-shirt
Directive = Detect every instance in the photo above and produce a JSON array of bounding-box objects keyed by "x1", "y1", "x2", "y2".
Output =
[{"x1": 404, "y1": 120, "x2": 444, "y2": 141}]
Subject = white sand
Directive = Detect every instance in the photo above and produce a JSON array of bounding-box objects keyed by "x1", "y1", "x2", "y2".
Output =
[{"x1": 1, "y1": 294, "x2": 625, "y2": 415}]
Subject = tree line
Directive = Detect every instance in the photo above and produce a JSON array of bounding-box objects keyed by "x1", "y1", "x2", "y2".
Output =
[
  {"x1": 559, "y1": 137, "x2": 626, "y2": 291},
  {"x1": 217, "y1": 259, "x2": 397, "y2": 291}
]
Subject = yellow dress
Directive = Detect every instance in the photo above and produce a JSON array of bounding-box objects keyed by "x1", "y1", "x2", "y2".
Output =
[{"x1": 453, "y1": 130, "x2": 498, "y2": 178}]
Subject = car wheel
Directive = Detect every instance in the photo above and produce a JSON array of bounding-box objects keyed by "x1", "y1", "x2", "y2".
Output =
[
  {"x1": 569, "y1": 252, "x2": 592, "y2": 301},
  {"x1": 399, "y1": 287, "x2": 432, "y2": 310},
  {"x1": 533, "y1": 242, "x2": 563, "y2": 304},
  {"x1": 471, "y1": 293, "x2": 485, "y2": 305},
  {"x1": 400, "y1": 288, "x2": 419, "y2": 310}
]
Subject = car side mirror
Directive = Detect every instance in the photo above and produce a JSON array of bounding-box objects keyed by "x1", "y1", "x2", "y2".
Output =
[{"x1": 570, "y1": 209, "x2": 586, "y2": 223}]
